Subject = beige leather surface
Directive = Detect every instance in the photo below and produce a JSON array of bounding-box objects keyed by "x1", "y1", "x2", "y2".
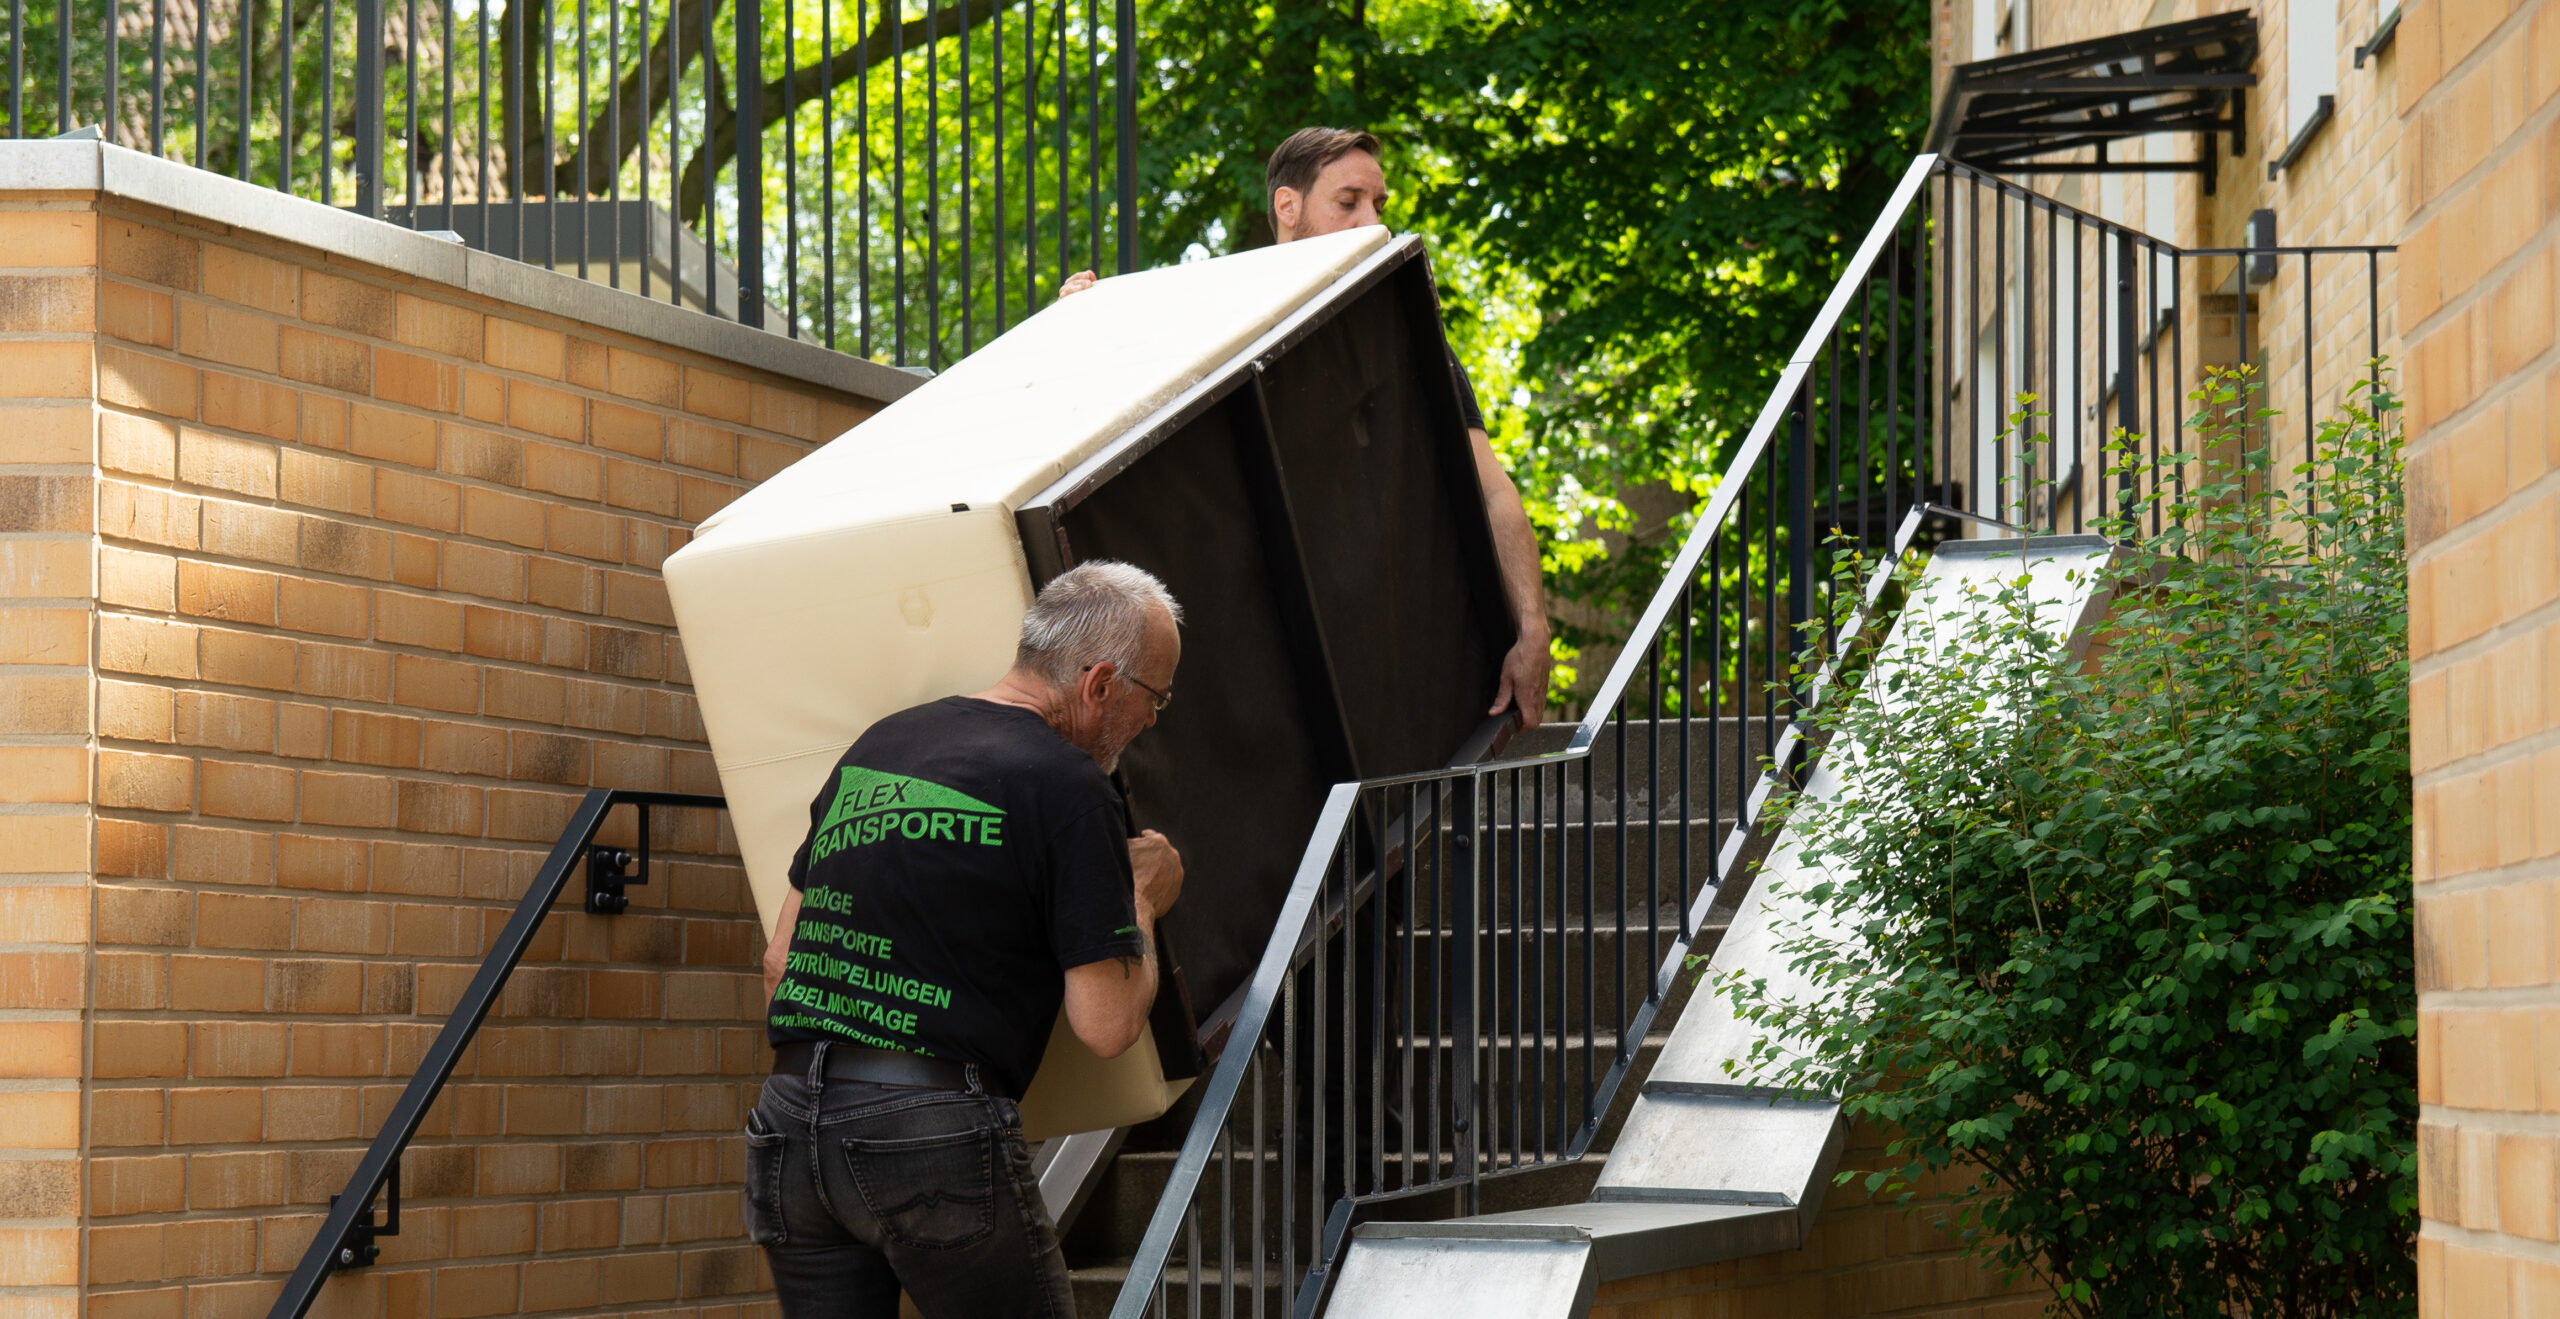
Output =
[
  {"x1": 1017, "y1": 1014, "x2": 1194, "y2": 1142},
  {"x1": 664, "y1": 226, "x2": 1392, "y2": 1135}
]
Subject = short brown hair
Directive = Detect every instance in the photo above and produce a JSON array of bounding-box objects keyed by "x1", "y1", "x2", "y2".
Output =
[{"x1": 1265, "y1": 127, "x2": 1382, "y2": 206}]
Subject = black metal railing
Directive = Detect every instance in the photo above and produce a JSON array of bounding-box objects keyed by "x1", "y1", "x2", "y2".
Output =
[
  {"x1": 1106, "y1": 154, "x2": 2395, "y2": 1317},
  {"x1": 265, "y1": 788, "x2": 724, "y2": 1319},
  {"x1": 5, "y1": 0, "x2": 1134, "y2": 367},
  {"x1": 1918, "y1": 163, "x2": 2392, "y2": 537}
]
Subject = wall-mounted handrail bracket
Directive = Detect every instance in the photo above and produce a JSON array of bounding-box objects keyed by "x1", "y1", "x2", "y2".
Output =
[
  {"x1": 329, "y1": 1162, "x2": 398, "y2": 1269},
  {"x1": 585, "y1": 846, "x2": 641, "y2": 913},
  {"x1": 584, "y1": 802, "x2": 655, "y2": 914},
  {"x1": 2355, "y1": 7, "x2": 2402, "y2": 68}
]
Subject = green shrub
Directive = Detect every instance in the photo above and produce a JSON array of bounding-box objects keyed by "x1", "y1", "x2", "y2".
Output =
[{"x1": 1713, "y1": 369, "x2": 2415, "y2": 1318}]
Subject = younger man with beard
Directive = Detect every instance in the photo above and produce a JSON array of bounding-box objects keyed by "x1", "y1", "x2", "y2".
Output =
[{"x1": 1059, "y1": 126, "x2": 1551, "y2": 728}]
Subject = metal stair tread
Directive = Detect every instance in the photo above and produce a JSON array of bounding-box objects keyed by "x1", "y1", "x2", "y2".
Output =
[
  {"x1": 1364, "y1": 1026, "x2": 1681, "y2": 1050},
  {"x1": 1423, "y1": 809, "x2": 1739, "y2": 824},
  {"x1": 1095, "y1": 1139, "x2": 1651, "y2": 1170},
  {"x1": 1403, "y1": 919, "x2": 1725, "y2": 936},
  {"x1": 1067, "y1": 1261, "x2": 1281, "y2": 1282},
  {"x1": 1347, "y1": 1199, "x2": 1800, "y2": 1284}
]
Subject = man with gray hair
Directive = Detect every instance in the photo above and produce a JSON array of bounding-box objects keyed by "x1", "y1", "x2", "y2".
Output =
[{"x1": 746, "y1": 560, "x2": 1187, "y2": 1318}]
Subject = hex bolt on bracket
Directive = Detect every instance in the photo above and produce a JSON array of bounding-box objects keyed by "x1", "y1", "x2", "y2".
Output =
[
  {"x1": 584, "y1": 803, "x2": 656, "y2": 914},
  {"x1": 330, "y1": 1163, "x2": 398, "y2": 1268},
  {"x1": 585, "y1": 845, "x2": 642, "y2": 914}
]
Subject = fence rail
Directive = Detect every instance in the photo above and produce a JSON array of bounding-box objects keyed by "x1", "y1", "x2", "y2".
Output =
[
  {"x1": 6, "y1": 0, "x2": 1134, "y2": 367},
  {"x1": 1106, "y1": 152, "x2": 2396, "y2": 1318}
]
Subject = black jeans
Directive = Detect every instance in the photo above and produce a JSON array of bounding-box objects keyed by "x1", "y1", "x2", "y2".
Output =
[{"x1": 743, "y1": 1049, "x2": 1073, "y2": 1319}]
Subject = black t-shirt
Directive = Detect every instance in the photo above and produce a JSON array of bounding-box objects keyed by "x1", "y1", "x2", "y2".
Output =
[
  {"x1": 769, "y1": 697, "x2": 1146, "y2": 1098},
  {"x1": 1449, "y1": 350, "x2": 1485, "y2": 433}
]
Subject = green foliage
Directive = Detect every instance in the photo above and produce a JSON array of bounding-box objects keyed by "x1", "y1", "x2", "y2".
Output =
[
  {"x1": 1429, "y1": 0, "x2": 1929, "y2": 613},
  {"x1": 1713, "y1": 369, "x2": 2416, "y2": 1318},
  {"x1": 1130, "y1": 0, "x2": 1928, "y2": 622},
  {"x1": 1131, "y1": 0, "x2": 1391, "y2": 257}
]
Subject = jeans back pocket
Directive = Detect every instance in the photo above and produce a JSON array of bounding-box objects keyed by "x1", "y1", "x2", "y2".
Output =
[
  {"x1": 842, "y1": 1127, "x2": 996, "y2": 1251},
  {"x1": 741, "y1": 1109, "x2": 790, "y2": 1246}
]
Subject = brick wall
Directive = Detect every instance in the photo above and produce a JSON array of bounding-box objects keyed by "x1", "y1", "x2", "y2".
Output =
[
  {"x1": 1584, "y1": 1124, "x2": 2044, "y2": 1319},
  {"x1": 0, "y1": 185, "x2": 886, "y2": 1319},
  {"x1": 0, "y1": 197, "x2": 98, "y2": 1317},
  {"x1": 2400, "y1": 2, "x2": 2560, "y2": 1314}
]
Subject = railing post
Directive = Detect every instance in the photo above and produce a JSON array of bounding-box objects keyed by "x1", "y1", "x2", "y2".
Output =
[
  {"x1": 2114, "y1": 229, "x2": 2139, "y2": 518},
  {"x1": 733, "y1": 0, "x2": 764, "y2": 327},
  {"x1": 1114, "y1": 0, "x2": 1136, "y2": 274},
  {"x1": 352, "y1": 0, "x2": 385, "y2": 217},
  {"x1": 1787, "y1": 384, "x2": 1814, "y2": 711},
  {"x1": 1450, "y1": 772, "x2": 1479, "y2": 1214},
  {"x1": 103, "y1": 0, "x2": 118, "y2": 148},
  {"x1": 53, "y1": 0, "x2": 67, "y2": 135}
]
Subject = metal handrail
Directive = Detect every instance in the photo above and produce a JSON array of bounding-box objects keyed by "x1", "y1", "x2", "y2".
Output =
[
  {"x1": 1566, "y1": 153, "x2": 1946, "y2": 745},
  {"x1": 1106, "y1": 152, "x2": 2400, "y2": 1318},
  {"x1": 1107, "y1": 157, "x2": 1964, "y2": 1319},
  {"x1": 1108, "y1": 760, "x2": 1778, "y2": 1317},
  {"x1": 1094, "y1": 169, "x2": 1946, "y2": 1319},
  {"x1": 265, "y1": 789, "x2": 725, "y2": 1319},
  {"x1": 1568, "y1": 153, "x2": 2392, "y2": 743}
]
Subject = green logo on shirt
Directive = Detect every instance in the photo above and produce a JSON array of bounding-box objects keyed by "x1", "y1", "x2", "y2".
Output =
[{"x1": 809, "y1": 766, "x2": 1006, "y2": 861}]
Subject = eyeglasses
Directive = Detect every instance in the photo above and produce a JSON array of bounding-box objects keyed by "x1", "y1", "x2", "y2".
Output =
[
  {"x1": 1087, "y1": 663, "x2": 1173, "y2": 713},
  {"x1": 1124, "y1": 674, "x2": 1173, "y2": 713}
]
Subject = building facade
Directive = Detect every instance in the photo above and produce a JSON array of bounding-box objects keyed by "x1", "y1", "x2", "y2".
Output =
[{"x1": 1940, "y1": 1, "x2": 2552, "y2": 1313}]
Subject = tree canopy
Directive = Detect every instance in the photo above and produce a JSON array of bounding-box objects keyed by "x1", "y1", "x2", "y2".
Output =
[{"x1": 1133, "y1": 0, "x2": 1931, "y2": 633}]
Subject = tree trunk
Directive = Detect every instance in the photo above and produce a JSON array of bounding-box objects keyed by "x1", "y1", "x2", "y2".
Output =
[
  {"x1": 497, "y1": 0, "x2": 550, "y2": 196},
  {"x1": 662, "y1": 0, "x2": 1004, "y2": 227}
]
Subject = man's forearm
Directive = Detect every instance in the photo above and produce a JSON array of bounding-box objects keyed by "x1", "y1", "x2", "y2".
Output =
[
  {"x1": 1063, "y1": 912, "x2": 1161, "y2": 1058},
  {"x1": 1131, "y1": 904, "x2": 1165, "y2": 1016},
  {"x1": 762, "y1": 888, "x2": 803, "y2": 1000},
  {"x1": 1475, "y1": 429, "x2": 1549, "y2": 641},
  {"x1": 1118, "y1": 917, "x2": 1161, "y2": 1005}
]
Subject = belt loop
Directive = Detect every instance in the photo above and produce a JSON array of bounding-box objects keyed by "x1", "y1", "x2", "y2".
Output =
[
  {"x1": 806, "y1": 1041, "x2": 830, "y2": 1138},
  {"x1": 801, "y1": 1041, "x2": 841, "y2": 1221},
  {"x1": 962, "y1": 1063, "x2": 984, "y2": 1097}
]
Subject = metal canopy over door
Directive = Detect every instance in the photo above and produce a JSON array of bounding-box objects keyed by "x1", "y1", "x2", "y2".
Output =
[
  {"x1": 1016, "y1": 234, "x2": 1515, "y2": 1025},
  {"x1": 1927, "y1": 10, "x2": 2259, "y2": 192}
]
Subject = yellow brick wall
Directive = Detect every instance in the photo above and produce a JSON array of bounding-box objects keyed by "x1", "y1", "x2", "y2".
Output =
[
  {"x1": 2401, "y1": 2, "x2": 2560, "y2": 1314},
  {"x1": 0, "y1": 198, "x2": 100, "y2": 1317},
  {"x1": 0, "y1": 188, "x2": 886, "y2": 1319}
]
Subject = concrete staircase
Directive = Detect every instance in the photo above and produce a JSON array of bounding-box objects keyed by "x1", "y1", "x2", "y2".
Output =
[{"x1": 1059, "y1": 718, "x2": 1773, "y2": 1318}]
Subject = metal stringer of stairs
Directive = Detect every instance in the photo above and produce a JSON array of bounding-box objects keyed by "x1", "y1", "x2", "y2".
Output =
[{"x1": 1321, "y1": 534, "x2": 2118, "y2": 1316}]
